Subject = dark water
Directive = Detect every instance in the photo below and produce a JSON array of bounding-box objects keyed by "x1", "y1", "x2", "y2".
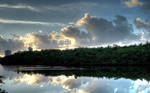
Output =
[{"x1": 0, "y1": 65, "x2": 150, "y2": 93}]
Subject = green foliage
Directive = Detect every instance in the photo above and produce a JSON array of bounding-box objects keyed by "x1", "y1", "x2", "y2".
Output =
[{"x1": 0, "y1": 43, "x2": 150, "y2": 66}]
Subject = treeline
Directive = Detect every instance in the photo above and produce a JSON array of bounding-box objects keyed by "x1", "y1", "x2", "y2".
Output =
[{"x1": 0, "y1": 43, "x2": 150, "y2": 66}]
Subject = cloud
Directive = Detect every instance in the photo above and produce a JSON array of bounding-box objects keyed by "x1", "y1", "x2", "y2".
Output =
[
  {"x1": 4, "y1": 72, "x2": 67, "y2": 93},
  {"x1": 0, "y1": 13, "x2": 146, "y2": 56},
  {"x1": 24, "y1": 33, "x2": 59, "y2": 49},
  {"x1": 0, "y1": 18, "x2": 65, "y2": 27},
  {"x1": 0, "y1": 4, "x2": 38, "y2": 11},
  {"x1": 76, "y1": 13, "x2": 139, "y2": 45},
  {"x1": 45, "y1": 2, "x2": 98, "y2": 12},
  {"x1": 0, "y1": 1, "x2": 98, "y2": 11},
  {"x1": 77, "y1": 78, "x2": 132, "y2": 93},
  {"x1": 123, "y1": 0, "x2": 144, "y2": 7},
  {"x1": 0, "y1": 32, "x2": 72, "y2": 55},
  {"x1": 3, "y1": 71, "x2": 150, "y2": 93},
  {"x1": 77, "y1": 78, "x2": 150, "y2": 93},
  {"x1": 15, "y1": 74, "x2": 49, "y2": 85},
  {"x1": 0, "y1": 35, "x2": 24, "y2": 54},
  {"x1": 61, "y1": 25, "x2": 91, "y2": 47},
  {"x1": 16, "y1": 33, "x2": 57, "y2": 50},
  {"x1": 133, "y1": 79, "x2": 150, "y2": 93},
  {"x1": 15, "y1": 74, "x2": 86, "y2": 92},
  {"x1": 16, "y1": 32, "x2": 73, "y2": 50},
  {"x1": 78, "y1": 80, "x2": 114, "y2": 93},
  {"x1": 134, "y1": 18, "x2": 150, "y2": 40},
  {"x1": 50, "y1": 75, "x2": 89, "y2": 92},
  {"x1": 134, "y1": 18, "x2": 150, "y2": 32}
]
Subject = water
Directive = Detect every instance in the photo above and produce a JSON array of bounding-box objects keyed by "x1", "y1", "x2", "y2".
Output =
[{"x1": 0, "y1": 65, "x2": 150, "y2": 93}]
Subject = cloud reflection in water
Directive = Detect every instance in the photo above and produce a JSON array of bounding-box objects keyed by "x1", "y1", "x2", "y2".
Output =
[{"x1": 0, "y1": 67, "x2": 150, "y2": 93}]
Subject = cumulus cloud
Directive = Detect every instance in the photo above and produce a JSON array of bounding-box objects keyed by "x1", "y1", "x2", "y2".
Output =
[
  {"x1": 134, "y1": 18, "x2": 150, "y2": 32},
  {"x1": 14, "y1": 74, "x2": 88, "y2": 92},
  {"x1": 61, "y1": 26, "x2": 88, "y2": 39},
  {"x1": 3, "y1": 73, "x2": 67, "y2": 93},
  {"x1": 0, "y1": 35, "x2": 24, "y2": 54},
  {"x1": 3, "y1": 71, "x2": 150, "y2": 93},
  {"x1": 123, "y1": 0, "x2": 144, "y2": 7},
  {"x1": 15, "y1": 74, "x2": 87, "y2": 92},
  {"x1": 15, "y1": 74, "x2": 49, "y2": 85},
  {"x1": 15, "y1": 32, "x2": 72, "y2": 50},
  {"x1": 78, "y1": 80, "x2": 114, "y2": 93},
  {"x1": 76, "y1": 13, "x2": 139, "y2": 45},
  {"x1": 50, "y1": 75, "x2": 89, "y2": 92},
  {"x1": 22, "y1": 33, "x2": 59, "y2": 49},
  {"x1": 134, "y1": 18, "x2": 150, "y2": 40},
  {"x1": 78, "y1": 78, "x2": 150, "y2": 93},
  {"x1": 134, "y1": 79, "x2": 150, "y2": 93},
  {"x1": 0, "y1": 13, "x2": 145, "y2": 56},
  {"x1": 77, "y1": 78, "x2": 132, "y2": 93},
  {"x1": 0, "y1": 32, "x2": 72, "y2": 55},
  {"x1": 61, "y1": 25, "x2": 91, "y2": 47}
]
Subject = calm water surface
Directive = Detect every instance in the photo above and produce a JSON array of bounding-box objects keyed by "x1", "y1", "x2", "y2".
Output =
[{"x1": 0, "y1": 65, "x2": 150, "y2": 93}]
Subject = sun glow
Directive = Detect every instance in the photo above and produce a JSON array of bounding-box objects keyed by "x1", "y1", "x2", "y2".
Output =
[{"x1": 0, "y1": 54, "x2": 4, "y2": 57}]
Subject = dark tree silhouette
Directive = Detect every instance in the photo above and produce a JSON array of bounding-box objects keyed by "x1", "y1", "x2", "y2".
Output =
[{"x1": 0, "y1": 43, "x2": 150, "y2": 66}]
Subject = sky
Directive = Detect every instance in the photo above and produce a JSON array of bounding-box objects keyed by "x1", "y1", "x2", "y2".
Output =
[{"x1": 0, "y1": 0, "x2": 150, "y2": 56}]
